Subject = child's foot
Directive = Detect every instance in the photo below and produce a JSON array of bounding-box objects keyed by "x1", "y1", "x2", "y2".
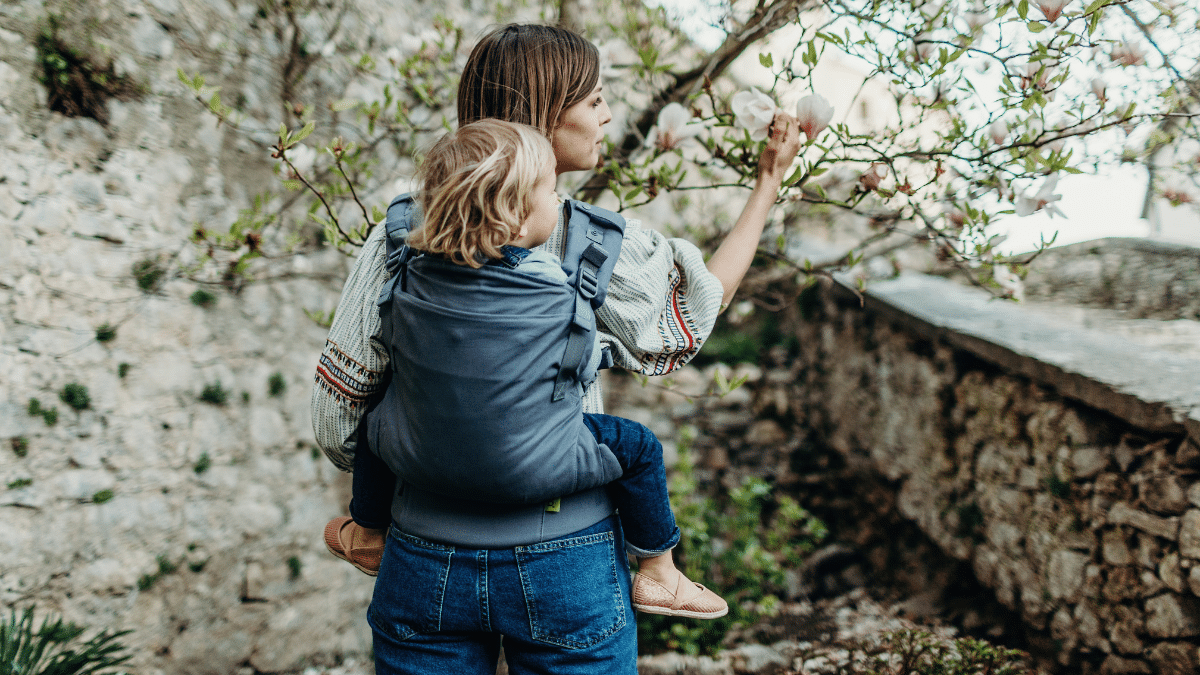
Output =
[
  {"x1": 632, "y1": 570, "x2": 729, "y2": 619},
  {"x1": 323, "y1": 516, "x2": 385, "y2": 577}
]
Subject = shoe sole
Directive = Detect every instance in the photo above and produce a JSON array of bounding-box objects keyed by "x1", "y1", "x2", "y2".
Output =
[
  {"x1": 324, "y1": 518, "x2": 380, "y2": 577},
  {"x1": 633, "y1": 603, "x2": 729, "y2": 620}
]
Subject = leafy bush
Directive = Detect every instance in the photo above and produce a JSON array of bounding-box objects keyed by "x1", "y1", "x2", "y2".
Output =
[
  {"x1": 41, "y1": 408, "x2": 58, "y2": 427},
  {"x1": 7, "y1": 478, "x2": 32, "y2": 490},
  {"x1": 91, "y1": 489, "x2": 114, "y2": 504},
  {"x1": 12, "y1": 436, "x2": 29, "y2": 458},
  {"x1": 0, "y1": 606, "x2": 132, "y2": 675},
  {"x1": 267, "y1": 372, "x2": 286, "y2": 397},
  {"x1": 193, "y1": 453, "x2": 211, "y2": 474},
  {"x1": 35, "y1": 14, "x2": 139, "y2": 124},
  {"x1": 94, "y1": 324, "x2": 116, "y2": 343},
  {"x1": 131, "y1": 258, "x2": 166, "y2": 292},
  {"x1": 60, "y1": 383, "x2": 90, "y2": 411},
  {"x1": 828, "y1": 630, "x2": 1033, "y2": 675},
  {"x1": 199, "y1": 381, "x2": 228, "y2": 405},
  {"x1": 190, "y1": 289, "x2": 217, "y2": 308},
  {"x1": 117, "y1": 363, "x2": 130, "y2": 379},
  {"x1": 27, "y1": 399, "x2": 42, "y2": 416},
  {"x1": 639, "y1": 432, "x2": 827, "y2": 656},
  {"x1": 287, "y1": 556, "x2": 302, "y2": 580}
]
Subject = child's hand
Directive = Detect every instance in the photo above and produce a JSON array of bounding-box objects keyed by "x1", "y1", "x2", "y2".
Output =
[{"x1": 757, "y1": 112, "x2": 802, "y2": 188}]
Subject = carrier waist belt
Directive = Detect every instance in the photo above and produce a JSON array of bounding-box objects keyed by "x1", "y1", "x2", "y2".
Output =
[{"x1": 390, "y1": 483, "x2": 614, "y2": 548}]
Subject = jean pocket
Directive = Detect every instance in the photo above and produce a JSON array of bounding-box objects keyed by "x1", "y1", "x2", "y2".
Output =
[
  {"x1": 515, "y1": 530, "x2": 628, "y2": 649},
  {"x1": 367, "y1": 529, "x2": 453, "y2": 643}
]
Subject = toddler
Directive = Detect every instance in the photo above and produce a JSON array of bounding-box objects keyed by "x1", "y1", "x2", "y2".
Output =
[{"x1": 323, "y1": 119, "x2": 726, "y2": 619}]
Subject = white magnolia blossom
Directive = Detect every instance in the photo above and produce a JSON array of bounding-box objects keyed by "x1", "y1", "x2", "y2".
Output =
[
  {"x1": 796, "y1": 93, "x2": 834, "y2": 142},
  {"x1": 596, "y1": 40, "x2": 625, "y2": 80},
  {"x1": 1111, "y1": 41, "x2": 1147, "y2": 67},
  {"x1": 993, "y1": 265, "x2": 1025, "y2": 301},
  {"x1": 1035, "y1": 0, "x2": 1070, "y2": 22},
  {"x1": 1091, "y1": 77, "x2": 1107, "y2": 102},
  {"x1": 646, "y1": 102, "x2": 706, "y2": 151},
  {"x1": 963, "y1": 2, "x2": 989, "y2": 31},
  {"x1": 731, "y1": 88, "x2": 780, "y2": 141},
  {"x1": 988, "y1": 120, "x2": 1008, "y2": 145},
  {"x1": 1015, "y1": 173, "x2": 1064, "y2": 218},
  {"x1": 284, "y1": 144, "x2": 317, "y2": 178}
]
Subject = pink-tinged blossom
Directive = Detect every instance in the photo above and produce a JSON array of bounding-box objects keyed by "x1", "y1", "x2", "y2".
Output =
[
  {"x1": 1015, "y1": 173, "x2": 1064, "y2": 218},
  {"x1": 731, "y1": 88, "x2": 780, "y2": 142},
  {"x1": 988, "y1": 120, "x2": 1008, "y2": 146},
  {"x1": 1091, "y1": 77, "x2": 1107, "y2": 102},
  {"x1": 1035, "y1": 0, "x2": 1070, "y2": 22},
  {"x1": 1162, "y1": 179, "x2": 1195, "y2": 206},
  {"x1": 858, "y1": 163, "x2": 887, "y2": 191},
  {"x1": 913, "y1": 34, "x2": 936, "y2": 63},
  {"x1": 645, "y1": 102, "x2": 706, "y2": 151},
  {"x1": 993, "y1": 265, "x2": 1025, "y2": 301},
  {"x1": 1111, "y1": 41, "x2": 1147, "y2": 67},
  {"x1": 796, "y1": 93, "x2": 835, "y2": 142}
]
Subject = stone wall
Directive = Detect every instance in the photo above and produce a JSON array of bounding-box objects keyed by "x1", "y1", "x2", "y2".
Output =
[
  {"x1": 0, "y1": 0, "x2": 480, "y2": 672},
  {"x1": 778, "y1": 270, "x2": 1200, "y2": 674}
]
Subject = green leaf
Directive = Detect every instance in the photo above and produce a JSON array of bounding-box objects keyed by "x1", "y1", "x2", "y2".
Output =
[
  {"x1": 1082, "y1": 0, "x2": 1107, "y2": 16},
  {"x1": 1027, "y1": 21, "x2": 1045, "y2": 32},
  {"x1": 783, "y1": 166, "x2": 805, "y2": 187},
  {"x1": 293, "y1": 121, "x2": 316, "y2": 143},
  {"x1": 1017, "y1": 0, "x2": 1029, "y2": 19},
  {"x1": 331, "y1": 98, "x2": 359, "y2": 112},
  {"x1": 278, "y1": 122, "x2": 289, "y2": 139},
  {"x1": 759, "y1": 53, "x2": 773, "y2": 68},
  {"x1": 282, "y1": 179, "x2": 303, "y2": 191}
]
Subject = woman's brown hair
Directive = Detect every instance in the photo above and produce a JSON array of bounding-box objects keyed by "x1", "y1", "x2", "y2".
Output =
[
  {"x1": 406, "y1": 120, "x2": 554, "y2": 268},
  {"x1": 457, "y1": 24, "x2": 600, "y2": 137}
]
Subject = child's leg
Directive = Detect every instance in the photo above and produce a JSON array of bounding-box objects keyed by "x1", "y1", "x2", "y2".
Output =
[
  {"x1": 323, "y1": 441, "x2": 393, "y2": 576},
  {"x1": 581, "y1": 413, "x2": 727, "y2": 619},
  {"x1": 349, "y1": 443, "x2": 396, "y2": 530}
]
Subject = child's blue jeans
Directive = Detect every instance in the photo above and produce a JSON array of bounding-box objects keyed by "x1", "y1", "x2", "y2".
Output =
[{"x1": 351, "y1": 413, "x2": 681, "y2": 556}]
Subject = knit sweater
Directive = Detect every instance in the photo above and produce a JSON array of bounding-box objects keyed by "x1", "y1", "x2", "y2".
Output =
[{"x1": 311, "y1": 201, "x2": 725, "y2": 471}]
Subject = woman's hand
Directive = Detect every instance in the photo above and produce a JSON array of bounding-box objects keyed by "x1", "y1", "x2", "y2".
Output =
[
  {"x1": 757, "y1": 112, "x2": 802, "y2": 188},
  {"x1": 705, "y1": 112, "x2": 803, "y2": 307}
]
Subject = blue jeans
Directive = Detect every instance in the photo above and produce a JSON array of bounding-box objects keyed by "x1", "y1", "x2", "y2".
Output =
[
  {"x1": 350, "y1": 413, "x2": 681, "y2": 555},
  {"x1": 368, "y1": 515, "x2": 638, "y2": 675}
]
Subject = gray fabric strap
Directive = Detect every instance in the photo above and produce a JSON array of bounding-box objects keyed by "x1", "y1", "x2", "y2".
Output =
[{"x1": 552, "y1": 242, "x2": 608, "y2": 402}]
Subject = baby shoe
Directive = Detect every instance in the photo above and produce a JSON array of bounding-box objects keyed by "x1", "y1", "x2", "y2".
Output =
[
  {"x1": 632, "y1": 572, "x2": 729, "y2": 619},
  {"x1": 323, "y1": 516, "x2": 384, "y2": 577}
]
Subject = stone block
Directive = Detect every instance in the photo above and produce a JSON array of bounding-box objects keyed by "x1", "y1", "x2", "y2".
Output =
[
  {"x1": 1073, "y1": 446, "x2": 1111, "y2": 480},
  {"x1": 1187, "y1": 483, "x2": 1200, "y2": 508},
  {"x1": 1189, "y1": 566, "x2": 1200, "y2": 596},
  {"x1": 1100, "y1": 655, "x2": 1151, "y2": 675},
  {"x1": 1048, "y1": 549, "x2": 1089, "y2": 601},
  {"x1": 1103, "y1": 567, "x2": 1142, "y2": 602},
  {"x1": 1103, "y1": 529, "x2": 1134, "y2": 566},
  {"x1": 1160, "y1": 552, "x2": 1185, "y2": 593},
  {"x1": 1108, "y1": 502, "x2": 1179, "y2": 541},
  {"x1": 1145, "y1": 594, "x2": 1200, "y2": 638},
  {"x1": 1146, "y1": 642, "x2": 1199, "y2": 675},
  {"x1": 1178, "y1": 510, "x2": 1200, "y2": 558},
  {"x1": 1140, "y1": 473, "x2": 1189, "y2": 515}
]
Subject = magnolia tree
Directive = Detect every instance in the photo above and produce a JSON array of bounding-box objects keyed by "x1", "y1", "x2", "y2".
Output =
[{"x1": 180, "y1": 0, "x2": 1200, "y2": 301}]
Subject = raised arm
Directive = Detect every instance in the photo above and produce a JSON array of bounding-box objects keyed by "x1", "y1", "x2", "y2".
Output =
[{"x1": 705, "y1": 112, "x2": 802, "y2": 307}]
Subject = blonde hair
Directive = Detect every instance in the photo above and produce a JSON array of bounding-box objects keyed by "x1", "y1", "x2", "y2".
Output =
[
  {"x1": 407, "y1": 120, "x2": 555, "y2": 267},
  {"x1": 457, "y1": 24, "x2": 600, "y2": 137}
]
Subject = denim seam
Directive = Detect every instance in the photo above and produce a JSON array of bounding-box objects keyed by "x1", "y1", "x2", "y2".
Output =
[
  {"x1": 478, "y1": 550, "x2": 492, "y2": 633},
  {"x1": 390, "y1": 527, "x2": 456, "y2": 552},
  {"x1": 369, "y1": 533, "x2": 453, "y2": 642},
  {"x1": 515, "y1": 530, "x2": 613, "y2": 553}
]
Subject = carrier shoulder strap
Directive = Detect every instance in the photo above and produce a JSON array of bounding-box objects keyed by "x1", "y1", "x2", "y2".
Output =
[
  {"x1": 377, "y1": 193, "x2": 422, "y2": 311},
  {"x1": 551, "y1": 199, "x2": 626, "y2": 402}
]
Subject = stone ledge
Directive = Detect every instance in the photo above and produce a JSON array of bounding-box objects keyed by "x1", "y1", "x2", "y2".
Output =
[{"x1": 834, "y1": 272, "x2": 1200, "y2": 442}]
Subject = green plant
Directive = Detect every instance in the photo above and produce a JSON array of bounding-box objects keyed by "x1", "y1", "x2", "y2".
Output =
[
  {"x1": 131, "y1": 258, "x2": 166, "y2": 292},
  {"x1": 188, "y1": 560, "x2": 207, "y2": 573},
  {"x1": 117, "y1": 363, "x2": 130, "y2": 379},
  {"x1": 830, "y1": 630, "x2": 1033, "y2": 675},
  {"x1": 60, "y1": 383, "x2": 90, "y2": 411},
  {"x1": 12, "y1": 436, "x2": 29, "y2": 458},
  {"x1": 0, "y1": 606, "x2": 132, "y2": 675},
  {"x1": 41, "y1": 408, "x2": 58, "y2": 427},
  {"x1": 193, "y1": 453, "x2": 211, "y2": 474},
  {"x1": 241, "y1": 391, "x2": 250, "y2": 404},
  {"x1": 35, "y1": 14, "x2": 139, "y2": 124},
  {"x1": 94, "y1": 324, "x2": 116, "y2": 343},
  {"x1": 1046, "y1": 473, "x2": 1070, "y2": 498},
  {"x1": 267, "y1": 372, "x2": 286, "y2": 397},
  {"x1": 137, "y1": 556, "x2": 178, "y2": 591},
  {"x1": 27, "y1": 398, "x2": 42, "y2": 416},
  {"x1": 91, "y1": 489, "x2": 113, "y2": 504},
  {"x1": 639, "y1": 437, "x2": 826, "y2": 656},
  {"x1": 7, "y1": 478, "x2": 32, "y2": 490},
  {"x1": 287, "y1": 556, "x2": 302, "y2": 580},
  {"x1": 199, "y1": 381, "x2": 228, "y2": 405},
  {"x1": 190, "y1": 289, "x2": 217, "y2": 307}
]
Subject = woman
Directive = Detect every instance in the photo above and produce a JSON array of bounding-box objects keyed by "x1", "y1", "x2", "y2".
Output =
[{"x1": 311, "y1": 23, "x2": 801, "y2": 674}]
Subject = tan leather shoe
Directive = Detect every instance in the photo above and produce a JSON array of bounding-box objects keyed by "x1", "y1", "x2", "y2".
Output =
[
  {"x1": 632, "y1": 572, "x2": 729, "y2": 619},
  {"x1": 323, "y1": 516, "x2": 384, "y2": 577}
]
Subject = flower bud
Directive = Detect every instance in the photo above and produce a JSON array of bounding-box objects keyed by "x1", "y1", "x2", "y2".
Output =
[{"x1": 795, "y1": 93, "x2": 834, "y2": 142}]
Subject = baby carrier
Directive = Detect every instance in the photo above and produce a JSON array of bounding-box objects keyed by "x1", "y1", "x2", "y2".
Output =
[{"x1": 367, "y1": 193, "x2": 627, "y2": 506}]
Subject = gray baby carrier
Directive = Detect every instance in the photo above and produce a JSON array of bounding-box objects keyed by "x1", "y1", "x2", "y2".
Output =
[{"x1": 367, "y1": 193, "x2": 626, "y2": 505}]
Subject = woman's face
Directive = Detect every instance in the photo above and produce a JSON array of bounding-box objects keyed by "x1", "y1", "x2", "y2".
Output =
[{"x1": 551, "y1": 85, "x2": 612, "y2": 175}]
